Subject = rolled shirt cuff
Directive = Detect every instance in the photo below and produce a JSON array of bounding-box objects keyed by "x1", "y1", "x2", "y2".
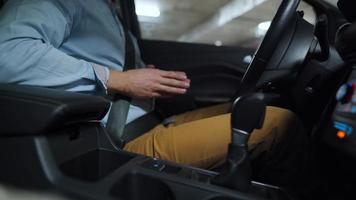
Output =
[{"x1": 92, "y1": 63, "x2": 110, "y2": 92}]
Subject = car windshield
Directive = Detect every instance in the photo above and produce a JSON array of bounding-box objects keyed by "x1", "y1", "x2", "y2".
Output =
[
  {"x1": 324, "y1": 0, "x2": 338, "y2": 6},
  {"x1": 135, "y1": 0, "x2": 317, "y2": 49}
]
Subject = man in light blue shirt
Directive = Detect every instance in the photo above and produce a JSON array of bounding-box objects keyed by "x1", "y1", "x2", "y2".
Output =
[
  {"x1": 0, "y1": 0, "x2": 189, "y2": 124},
  {"x1": 0, "y1": 0, "x2": 299, "y2": 169}
]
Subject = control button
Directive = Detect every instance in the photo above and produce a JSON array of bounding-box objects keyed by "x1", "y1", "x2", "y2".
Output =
[
  {"x1": 336, "y1": 130, "x2": 347, "y2": 139},
  {"x1": 334, "y1": 121, "x2": 353, "y2": 139},
  {"x1": 152, "y1": 159, "x2": 166, "y2": 172},
  {"x1": 336, "y1": 83, "x2": 354, "y2": 104},
  {"x1": 141, "y1": 158, "x2": 166, "y2": 172}
]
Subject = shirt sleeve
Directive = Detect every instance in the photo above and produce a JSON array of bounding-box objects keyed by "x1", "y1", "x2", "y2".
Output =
[
  {"x1": 92, "y1": 63, "x2": 110, "y2": 91},
  {"x1": 0, "y1": 0, "x2": 101, "y2": 92}
]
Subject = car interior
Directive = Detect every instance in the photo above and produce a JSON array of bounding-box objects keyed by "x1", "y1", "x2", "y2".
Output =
[{"x1": 0, "y1": 0, "x2": 356, "y2": 199}]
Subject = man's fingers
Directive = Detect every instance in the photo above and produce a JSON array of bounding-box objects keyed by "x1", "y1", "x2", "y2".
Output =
[
  {"x1": 157, "y1": 84, "x2": 187, "y2": 94},
  {"x1": 151, "y1": 92, "x2": 163, "y2": 98},
  {"x1": 146, "y1": 64, "x2": 155, "y2": 69},
  {"x1": 160, "y1": 77, "x2": 190, "y2": 89},
  {"x1": 151, "y1": 92, "x2": 174, "y2": 98},
  {"x1": 160, "y1": 70, "x2": 188, "y2": 81}
]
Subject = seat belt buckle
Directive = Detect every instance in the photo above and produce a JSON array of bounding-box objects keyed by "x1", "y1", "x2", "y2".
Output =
[{"x1": 162, "y1": 116, "x2": 176, "y2": 127}]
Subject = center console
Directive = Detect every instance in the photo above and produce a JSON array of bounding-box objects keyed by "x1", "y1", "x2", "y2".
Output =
[
  {"x1": 0, "y1": 84, "x2": 292, "y2": 200},
  {"x1": 0, "y1": 123, "x2": 291, "y2": 200},
  {"x1": 24, "y1": 124, "x2": 291, "y2": 200}
]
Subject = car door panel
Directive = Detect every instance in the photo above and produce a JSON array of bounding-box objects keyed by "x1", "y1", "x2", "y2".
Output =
[{"x1": 139, "y1": 39, "x2": 255, "y2": 115}]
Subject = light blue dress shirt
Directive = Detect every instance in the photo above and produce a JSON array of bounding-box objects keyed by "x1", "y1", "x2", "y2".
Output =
[{"x1": 0, "y1": 0, "x2": 152, "y2": 124}]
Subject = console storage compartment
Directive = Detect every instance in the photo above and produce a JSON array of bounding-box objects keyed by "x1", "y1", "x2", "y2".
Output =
[
  {"x1": 111, "y1": 173, "x2": 175, "y2": 200},
  {"x1": 60, "y1": 149, "x2": 134, "y2": 182}
]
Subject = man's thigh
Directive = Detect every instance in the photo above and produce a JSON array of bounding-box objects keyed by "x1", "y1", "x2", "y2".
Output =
[
  {"x1": 169, "y1": 103, "x2": 231, "y2": 126},
  {"x1": 124, "y1": 112, "x2": 231, "y2": 168},
  {"x1": 124, "y1": 106, "x2": 300, "y2": 169}
]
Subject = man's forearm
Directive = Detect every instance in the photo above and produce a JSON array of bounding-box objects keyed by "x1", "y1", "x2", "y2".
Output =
[{"x1": 107, "y1": 70, "x2": 130, "y2": 94}]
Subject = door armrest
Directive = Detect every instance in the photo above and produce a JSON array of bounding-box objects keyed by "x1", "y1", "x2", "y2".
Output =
[{"x1": 0, "y1": 84, "x2": 110, "y2": 136}]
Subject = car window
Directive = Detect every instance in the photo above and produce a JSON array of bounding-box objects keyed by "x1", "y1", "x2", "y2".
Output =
[
  {"x1": 324, "y1": 0, "x2": 338, "y2": 6},
  {"x1": 135, "y1": 0, "x2": 316, "y2": 49},
  {"x1": 298, "y1": 1, "x2": 317, "y2": 25}
]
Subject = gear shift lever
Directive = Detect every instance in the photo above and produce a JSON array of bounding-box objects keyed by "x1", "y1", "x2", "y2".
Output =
[{"x1": 212, "y1": 94, "x2": 266, "y2": 191}]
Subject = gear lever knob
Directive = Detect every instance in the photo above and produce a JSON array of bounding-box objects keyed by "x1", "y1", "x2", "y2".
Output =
[
  {"x1": 212, "y1": 94, "x2": 266, "y2": 191},
  {"x1": 231, "y1": 94, "x2": 266, "y2": 145}
]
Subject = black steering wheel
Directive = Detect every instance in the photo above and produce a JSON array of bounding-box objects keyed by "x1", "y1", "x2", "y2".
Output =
[{"x1": 236, "y1": 0, "x2": 314, "y2": 96}]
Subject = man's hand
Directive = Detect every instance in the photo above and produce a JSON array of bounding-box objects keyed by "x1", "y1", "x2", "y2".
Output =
[{"x1": 107, "y1": 68, "x2": 190, "y2": 99}]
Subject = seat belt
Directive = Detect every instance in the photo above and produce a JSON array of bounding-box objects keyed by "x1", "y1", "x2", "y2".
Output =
[
  {"x1": 107, "y1": 1, "x2": 163, "y2": 147},
  {"x1": 106, "y1": 3, "x2": 136, "y2": 148}
]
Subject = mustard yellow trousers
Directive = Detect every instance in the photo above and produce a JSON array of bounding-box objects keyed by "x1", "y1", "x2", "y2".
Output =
[{"x1": 124, "y1": 104, "x2": 299, "y2": 169}]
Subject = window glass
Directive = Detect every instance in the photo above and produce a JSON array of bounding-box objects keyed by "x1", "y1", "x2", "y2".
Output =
[
  {"x1": 135, "y1": 0, "x2": 316, "y2": 48},
  {"x1": 298, "y1": 1, "x2": 317, "y2": 25},
  {"x1": 135, "y1": 0, "x2": 281, "y2": 48}
]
